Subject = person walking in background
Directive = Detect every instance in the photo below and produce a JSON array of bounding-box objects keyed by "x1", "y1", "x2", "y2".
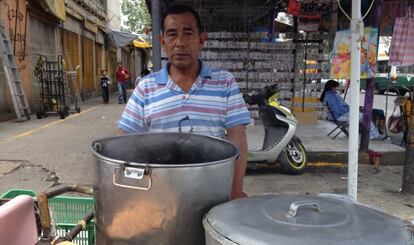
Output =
[
  {"x1": 115, "y1": 62, "x2": 130, "y2": 104},
  {"x1": 99, "y1": 69, "x2": 111, "y2": 103}
]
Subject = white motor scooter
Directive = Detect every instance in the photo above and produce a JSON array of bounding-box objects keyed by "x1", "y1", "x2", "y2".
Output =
[{"x1": 244, "y1": 85, "x2": 307, "y2": 174}]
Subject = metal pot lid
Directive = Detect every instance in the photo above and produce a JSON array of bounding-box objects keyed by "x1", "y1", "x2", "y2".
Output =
[{"x1": 204, "y1": 194, "x2": 412, "y2": 245}]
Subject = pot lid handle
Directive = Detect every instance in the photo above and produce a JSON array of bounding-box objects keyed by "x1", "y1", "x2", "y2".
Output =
[
  {"x1": 178, "y1": 116, "x2": 193, "y2": 134},
  {"x1": 286, "y1": 201, "x2": 322, "y2": 218}
]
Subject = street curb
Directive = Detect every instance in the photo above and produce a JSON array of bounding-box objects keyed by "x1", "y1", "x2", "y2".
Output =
[
  {"x1": 305, "y1": 161, "x2": 347, "y2": 174},
  {"x1": 305, "y1": 151, "x2": 405, "y2": 172}
]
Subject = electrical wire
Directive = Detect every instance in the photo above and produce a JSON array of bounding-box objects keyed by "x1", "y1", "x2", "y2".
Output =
[
  {"x1": 336, "y1": 0, "x2": 376, "y2": 20},
  {"x1": 337, "y1": 0, "x2": 351, "y2": 21},
  {"x1": 362, "y1": 0, "x2": 376, "y2": 19}
]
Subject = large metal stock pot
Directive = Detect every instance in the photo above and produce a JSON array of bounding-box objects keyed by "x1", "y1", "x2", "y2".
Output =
[
  {"x1": 203, "y1": 193, "x2": 413, "y2": 245},
  {"x1": 91, "y1": 132, "x2": 239, "y2": 245}
]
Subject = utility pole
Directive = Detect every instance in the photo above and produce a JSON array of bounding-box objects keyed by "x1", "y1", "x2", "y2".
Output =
[
  {"x1": 151, "y1": 0, "x2": 161, "y2": 72},
  {"x1": 360, "y1": 0, "x2": 383, "y2": 151},
  {"x1": 402, "y1": 96, "x2": 414, "y2": 193},
  {"x1": 348, "y1": 0, "x2": 363, "y2": 200}
]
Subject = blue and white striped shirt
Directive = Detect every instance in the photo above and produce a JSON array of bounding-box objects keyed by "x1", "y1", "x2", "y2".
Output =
[{"x1": 118, "y1": 61, "x2": 250, "y2": 137}]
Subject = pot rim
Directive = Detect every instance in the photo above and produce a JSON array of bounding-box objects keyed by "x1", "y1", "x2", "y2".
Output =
[{"x1": 91, "y1": 132, "x2": 240, "y2": 168}]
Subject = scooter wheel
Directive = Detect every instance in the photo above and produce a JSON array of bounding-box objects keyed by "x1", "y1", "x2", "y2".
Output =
[{"x1": 278, "y1": 137, "x2": 307, "y2": 175}]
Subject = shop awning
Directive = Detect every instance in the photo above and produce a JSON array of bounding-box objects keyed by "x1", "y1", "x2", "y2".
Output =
[
  {"x1": 133, "y1": 37, "x2": 151, "y2": 48},
  {"x1": 110, "y1": 29, "x2": 151, "y2": 49},
  {"x1": 39, "y1": 0, "x2": 66, "y2": 21},
  {"x1": 110, "y1": 29, "x2": 138, "y2": 48}
]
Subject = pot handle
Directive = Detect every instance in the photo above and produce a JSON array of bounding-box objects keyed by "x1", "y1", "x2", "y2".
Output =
[
  {"x1": 112, "y1": 164, "x2": 152, "y2": 191},
  {"x1": 286, "y1": 201, "x2": 322, "y2": 218},
  {"x1": 178, "y1": 116, "x2": 194, "y2": 134}
]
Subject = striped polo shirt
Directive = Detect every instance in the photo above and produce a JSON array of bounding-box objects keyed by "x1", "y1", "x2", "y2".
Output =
[{"x1": 118, "y1": 61, "x2": 250, "y2": 137}]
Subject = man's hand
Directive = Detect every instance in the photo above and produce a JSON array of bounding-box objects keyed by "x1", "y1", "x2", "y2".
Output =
[
  {"x1": 231, "y1": 190, "x2": 248, "y2": 200},
  {"x1": 227, "y1": 125, "x2": 248, "y2": 200}
]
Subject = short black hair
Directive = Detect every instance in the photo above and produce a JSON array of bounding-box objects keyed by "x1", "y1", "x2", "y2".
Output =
[
  {"x1": 141, "y1": 68, "x2": 150, "y2": 76},
  {"x1": 320, "y1": 80, "x2": 340, "y2": 102},
  {"x1": 161, "y1": 4, "x2": 203, "y2": 33}
]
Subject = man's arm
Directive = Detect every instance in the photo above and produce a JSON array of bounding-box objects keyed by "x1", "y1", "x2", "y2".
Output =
[
  {"x1": 227, "y1": 125, "x2": 248, "y2": 200},
  {"x1": 124, "y1": 68, "x2": 130, "y2": 79},
  {"x1": 117, "y1": 84, "x2": 146, "y2": 134}
]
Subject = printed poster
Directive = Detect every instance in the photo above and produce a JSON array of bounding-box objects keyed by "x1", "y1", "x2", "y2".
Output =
[
  {"x1": 330, "y1": 27, "x2": 379, "y2": 80},
  {"x1": 367, "y1": 28, "x2": 378, "y2": 78}
]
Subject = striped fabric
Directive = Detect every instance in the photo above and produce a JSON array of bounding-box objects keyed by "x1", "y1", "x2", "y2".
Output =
[
  {"x1": 389, "y1": 11, "x2": 414, "y2": 66},
  {"x1": 118, "y1": 61, "x2": 251, "y2": 137}
]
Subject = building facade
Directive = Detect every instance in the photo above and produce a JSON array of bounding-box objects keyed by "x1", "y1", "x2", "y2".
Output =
[{"x1": 0, "y1": 0, "x2": 142, "y2": 121}]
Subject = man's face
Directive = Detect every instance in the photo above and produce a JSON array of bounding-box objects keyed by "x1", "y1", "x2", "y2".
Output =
[{"x1": 160, "y1": 13, "x2": 206, "y2": 70}]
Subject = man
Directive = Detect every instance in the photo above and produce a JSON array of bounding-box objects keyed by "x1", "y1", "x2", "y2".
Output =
[
  {"x1": 115, "y1": 62, "x2": 130, "y2": 104},
  {"x1": 118, "y1": 4, "x2": 250, "y2": 199}
]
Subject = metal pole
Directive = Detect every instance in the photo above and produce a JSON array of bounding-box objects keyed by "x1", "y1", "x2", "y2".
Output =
[
  {"x1": 151, "y1": 0, "x2": 161, "y2": 71},
  {"x1": 348, "y1": 0, "x2": 363, "y2": 200},
  {"x1": 291, "y1": 17, "x2": 298, "y2": 112},
  {"x1": 384, "y1": 67, "x2": 391, "y2": 139},
  {"x1": 302, "y1": 32, "x2": 308, "y2": 112}
]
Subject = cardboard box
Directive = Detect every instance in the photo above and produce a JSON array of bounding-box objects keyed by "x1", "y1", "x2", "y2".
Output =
[
  {"x1": 291, "y1": 107, "x2": 316, "y2": 112},
  {"x1": 294, "y1": 111, "x2": 318, "y2": 125},
  {"x1": 291, "y1": 96, "x2": 320, "y2": 103}
]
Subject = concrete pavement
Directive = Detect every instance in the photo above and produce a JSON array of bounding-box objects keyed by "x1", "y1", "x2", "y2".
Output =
[
  {"x1": 296, "y1": 119, "x2": 406, "y2": 166},
  {"x1": 0, "y1": 92, "x2": 413, "y2": 220}
]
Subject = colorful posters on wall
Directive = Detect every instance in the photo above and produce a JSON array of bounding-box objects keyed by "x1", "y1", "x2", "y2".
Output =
[
  {"x1": 330, "y1": 27, "x2": 378, "y2": 80},
  {"x1": 363, "y1": 28, "x2": 378, "y2": 78}
]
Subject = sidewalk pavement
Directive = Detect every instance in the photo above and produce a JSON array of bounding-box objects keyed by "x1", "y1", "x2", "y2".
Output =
[
  {"x1": 246, "y1": 119, "x2": 406, "y2": 167},
  {"x1": 296, "y1": 120, "x2": 406, "y2": 167}
]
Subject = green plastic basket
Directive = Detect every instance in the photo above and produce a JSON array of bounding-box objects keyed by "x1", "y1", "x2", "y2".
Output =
[{"x1": 1, "y1": 189, "x2": 95, "y2": 245}]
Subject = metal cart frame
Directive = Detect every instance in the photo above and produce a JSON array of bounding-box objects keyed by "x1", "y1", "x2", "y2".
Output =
[{"x1": 35, "y1": 55, "x2": 81, "y2": 119}]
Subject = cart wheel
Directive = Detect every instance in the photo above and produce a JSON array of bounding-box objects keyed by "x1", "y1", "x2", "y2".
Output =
[
  {"x1": 64, "y1": 106, "x2": 70, "y2": 116},
  {"x1": 24, "y1": 109, "x2": 31, "y2": 120},
  {"x1": 59, "y1": 107, "x2": 66, "y2": 119},
  {"x1": 35, "y1": 106, "x2": 43, "y2": 119},
  {"x1": 76, "y1": 107, "x2": 81, "y2": 113}
]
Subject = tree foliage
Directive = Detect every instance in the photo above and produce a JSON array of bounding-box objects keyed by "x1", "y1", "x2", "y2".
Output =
[{"x1": 121, "y1": 0, "x2": 151, "y2": 34}]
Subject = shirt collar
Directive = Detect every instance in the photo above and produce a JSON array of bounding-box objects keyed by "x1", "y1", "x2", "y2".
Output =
[{"x1": 154, "y1": 60, "x2": 212, "y2": 85}]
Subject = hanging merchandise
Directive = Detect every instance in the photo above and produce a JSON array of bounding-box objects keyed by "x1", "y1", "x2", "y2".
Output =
[
  {"x1": 298, "y1": 19, "x2": 319, "y2": 32},
  {"x1": 288, "y1": 0, "x2": 301, "y2": 16},
  {"x1": 380, "y1": 0, "x2": 405, "y2": 36},
  {"x1": 330, "y1": 27, "x2": 378, "y2": 80},
  {"x1": 287, "y1": 0, "x2": 321, "y2": 19},
  {"x1": 388, "y1": 109, "x2": 404, "y2": 134},
  {"x1": 388, "y1": 6, "x2": 414, "y2": 66}
]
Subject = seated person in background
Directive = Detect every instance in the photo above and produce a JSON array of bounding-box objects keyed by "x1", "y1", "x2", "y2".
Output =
[
  {"x1": 320, "y1": 80, "x2": 381, "y2": 140},
  {"x1": 320, "y1": 80, "x2": 349, "y2": 121}
]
